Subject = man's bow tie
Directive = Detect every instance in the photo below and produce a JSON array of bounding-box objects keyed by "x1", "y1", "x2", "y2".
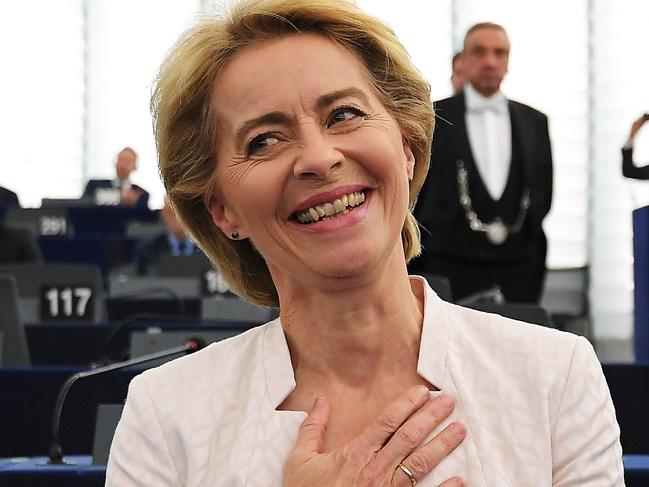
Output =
[{"x1": 468, "y1": 97, "x2": 507, "y2": 114}]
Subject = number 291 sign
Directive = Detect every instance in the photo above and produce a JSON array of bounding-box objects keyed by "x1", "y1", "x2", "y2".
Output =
[{"x1": 39, "y1": 285, "x2": 94, "y2": 321}]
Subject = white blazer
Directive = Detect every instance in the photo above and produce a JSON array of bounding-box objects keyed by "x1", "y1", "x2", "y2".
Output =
[{"x1": 106, "y1": 277, "x2": 624, "y2": 486}]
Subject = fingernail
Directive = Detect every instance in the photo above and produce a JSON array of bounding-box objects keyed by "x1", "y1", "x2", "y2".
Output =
[
  {"x1": 440, "y1": 394, "x2": 455, "y2": 409},
  {"x1": 451, "y1": 422, "x2": 466, "y2": 437},
  {"x1": 417, "y1": 385, "x2": 429, "y2": 399}
]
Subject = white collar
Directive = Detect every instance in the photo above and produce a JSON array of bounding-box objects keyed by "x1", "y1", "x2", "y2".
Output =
[
  {"x1": 465, "y1": 83, "x2": 508, "y2": 113},
  {"x1": 113, "y1": 178, "x2": 131, "y2": 189}
]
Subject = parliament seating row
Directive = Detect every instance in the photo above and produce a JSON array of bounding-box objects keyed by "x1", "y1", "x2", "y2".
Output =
[
  {"x1": 1, "y1": 201, "x2": 563, "y2": 332},
  {"x1": 0, "y1": 269, "x2": 645, "y2": 483},
  {"x1": 0, "y1": 261, "x2": 554, "y2": 370},
  {"x1": 2, "y1": 361, "x2": 648, "y2": 454},
  {"x1": 1, "y1": 457, "x2": 646, "y2": 487},
  {"x1": 3, "y1": 205, "x2": 158, "y2": 238},
  {"x1": 24, "y1": 321, "x2": 256, "y2": 366},
  {"x1": 0, "y1": 260, "x2": 274, "y2": 318},
  {"x1": 0, "y1": 275, "x2": 276, "y2": 368},
  {"x1": 0, "y1": 363, "x2": 647, "y2": 485},
  {"x1": 2, "y1": 205, "x2": 162, "y2": 276}
]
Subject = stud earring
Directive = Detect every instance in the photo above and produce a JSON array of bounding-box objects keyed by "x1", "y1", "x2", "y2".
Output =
[{"x1": 231, "y1": 231, "x2": 239, "y2": 240}]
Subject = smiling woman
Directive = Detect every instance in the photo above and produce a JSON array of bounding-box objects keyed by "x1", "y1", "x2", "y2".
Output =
[
  {"x1": 208, "y1": 33, "x2": 417, "y2": 290},
  {"x1": 105, "y1": 1, "x2": 623, "y2": 486}
]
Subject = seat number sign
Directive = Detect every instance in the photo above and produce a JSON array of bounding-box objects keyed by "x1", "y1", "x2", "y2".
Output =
[
  {"x1": 203, "y1": 269, "x2": 231, "y2": 295},
  {"x1": 38, "y1": 215, "x2": 68, "y2": 236},
  {"x1": 40, "y1": 286, "x2": 94, "y2": 320}
]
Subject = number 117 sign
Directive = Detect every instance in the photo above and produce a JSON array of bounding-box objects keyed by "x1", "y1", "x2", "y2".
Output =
[{"x1": 39, "y1": 285, "x2": 94, "y2": 321}]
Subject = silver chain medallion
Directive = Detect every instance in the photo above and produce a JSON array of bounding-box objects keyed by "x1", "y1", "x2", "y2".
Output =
[
  {"x1": 456, "y1": 160, "x2": 530, "y2": 246},
  {"x1": 485, "y1": 218, "x2": 508, "y2": 245}
]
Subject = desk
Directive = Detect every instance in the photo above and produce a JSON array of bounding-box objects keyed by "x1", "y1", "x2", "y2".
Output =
[
  {"x1": 38, "y1": 236, "x2": 136, "y2": 275},
  {"x1": 0, "y1": 455, "x2": 104, "y2": 487},
  {"x1": 66, "y1": 206, "x2": 157, "y2": 237},
  {"x1": 106, "y1": 297, "x2": 202, "y2": 321},
  {"x1": 0, "y1": 367, "x2": 138, "y2": 458},
  {"x1": 625, "y1": 455, "x2": 649, "y2": 486},
  {"x1": 602, "y1": 362, "x2": 649, "y2": 454},
  {"x1": 0, "y1": 455, "x2": 646, "y2": 486},
  {"x1": 2, "y1": 321, "x2": 255, "y2": 458},
  {"x1": 25, "y1": 321, "x2": 255, "y2": 365}
]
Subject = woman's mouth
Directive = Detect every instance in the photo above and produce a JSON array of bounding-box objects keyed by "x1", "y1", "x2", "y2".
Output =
[{"x1": 293, "y1": 190, "x2": 367, "y2": 224}]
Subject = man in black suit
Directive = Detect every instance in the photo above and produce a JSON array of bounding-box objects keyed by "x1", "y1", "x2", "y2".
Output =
[
  {"x1": 82, "y1": 147, "x2": 149, "y2": 208},
  {"x1": 621, "y1": 113, "x2": 649, "y2": 179},
  {"x1": 134, "y1": 199, "x2": 200, "y2": 275},
  {"x1": 412, "y1": 22, "x2": 553, "y2": 303},
  {"x1": 0, "y1": 186, "x2": 20, "y2": 208},
  {"x1": 0, "y1": 224, "x2": 42, "y2": 265}
]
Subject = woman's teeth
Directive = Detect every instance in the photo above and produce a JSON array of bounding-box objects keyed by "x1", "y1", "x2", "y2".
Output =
[{"x1": 296, "y1": 191, "x2": 366, "y2": 224}]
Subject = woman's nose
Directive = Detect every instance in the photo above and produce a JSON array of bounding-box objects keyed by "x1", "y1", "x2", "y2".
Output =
[{"x1": 293, "y1": 130, "x2": 343, "y2": 180}]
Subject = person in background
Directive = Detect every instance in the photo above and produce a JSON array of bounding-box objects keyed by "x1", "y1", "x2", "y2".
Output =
[
  {"x1": 413, "y1": 22, "x2": 553, "y2": 304},
  {"x1": 134, "y1": 198, "x2": 199, "y2": 275},
  {"x1": 0, "y1": 185, "x2": 39, "y2": 265},
  {"x1": 0, "y1": 185, "x2": 20, "y2": 208},
  {"x1": 0, "y1": 223, "x2": 42, "y2": 265},
  {"x1": 450, "y1": 51, "x2": 465, "y2": 93},
  {"x1": 105, "y1": 1, "x2": 621, "y2": 485},
  {"x1": 621, "y1": 113, "x2": 649, "y2": 179},
  {"x1": 83, "y1": 147, "x2": 149, "y2": 208}
]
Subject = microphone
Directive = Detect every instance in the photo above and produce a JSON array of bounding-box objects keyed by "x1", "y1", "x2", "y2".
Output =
[{"x1": 47, "y1": 338, "x2": 204, "y2": 465}]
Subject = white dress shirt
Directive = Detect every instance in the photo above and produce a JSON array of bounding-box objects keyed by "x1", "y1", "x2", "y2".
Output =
[
  {"x1": 106, "y1": 277, "x2": 624, "y2": 486},
  {"x1": 465, "y1": 83, "x2": 512, "y2": 201},
  {"x1": 112, "y1": 178, "x2": 132, "y2": 192}
]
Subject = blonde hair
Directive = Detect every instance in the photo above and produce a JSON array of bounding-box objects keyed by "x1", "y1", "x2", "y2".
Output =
[{"x1": 153, "y1": 0, "x2": 434, "y2": 307}]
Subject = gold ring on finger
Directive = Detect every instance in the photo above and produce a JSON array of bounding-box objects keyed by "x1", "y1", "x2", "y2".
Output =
[{"x1": 397, "y1": 462, "x2": 417, "y2": 485}]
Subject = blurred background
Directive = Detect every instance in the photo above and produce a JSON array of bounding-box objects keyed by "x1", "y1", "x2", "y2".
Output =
[{"x1": 1, "y1": 0, "x2": 648, "y2": 344}]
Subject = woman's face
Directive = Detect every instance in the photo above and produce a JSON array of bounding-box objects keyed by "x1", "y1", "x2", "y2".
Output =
[{"x1": 208, "y1": 33, "x2": 414, "y2": 291}]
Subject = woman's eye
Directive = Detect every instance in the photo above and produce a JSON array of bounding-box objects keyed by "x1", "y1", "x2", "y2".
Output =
[
  {"x1": 328, "y1": 107, "x2": 364, "y2": 127},
  {"x1": 247, "y1": 134, "x2": 279, "y2": 155}
]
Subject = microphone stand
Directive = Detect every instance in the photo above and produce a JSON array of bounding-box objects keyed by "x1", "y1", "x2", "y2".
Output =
[{"x1": 47, "y1": 339, "x2": 201, "y2": 465}]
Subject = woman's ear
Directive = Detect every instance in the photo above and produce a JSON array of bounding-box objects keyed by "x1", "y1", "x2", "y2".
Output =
[
  {"x1": 402, "y1": 139, "x2": 415, "y2": 181},
  {"x1": 206, "y1": 195, "x2": 243, "y2": 239}
]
